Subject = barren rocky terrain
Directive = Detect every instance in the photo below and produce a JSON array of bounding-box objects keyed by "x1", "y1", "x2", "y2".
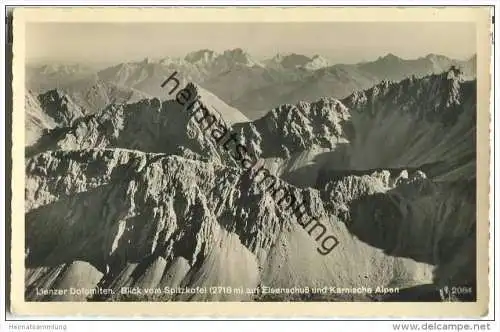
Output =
[{"x1": 24, "y1": 52, "x2": 476, "y2": 302}]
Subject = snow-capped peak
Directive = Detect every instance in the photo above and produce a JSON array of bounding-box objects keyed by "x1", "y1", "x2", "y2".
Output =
[
  {"x1": 303, "y1": 55, "x2": 330, "y2": 70},
  {"x1": 184, "y1": 49, "x2": 219, "y2": 65},
  {"x1": 216, "y1": 48, "x2": 263, "y2": 67},
  {"x1": 268, "y1": 52, "x2": 312, "y2": 69}
]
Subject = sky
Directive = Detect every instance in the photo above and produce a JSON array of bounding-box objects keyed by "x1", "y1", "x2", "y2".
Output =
[{"x1": 25, "y1": 22, "x2": 476, "y2": 65}]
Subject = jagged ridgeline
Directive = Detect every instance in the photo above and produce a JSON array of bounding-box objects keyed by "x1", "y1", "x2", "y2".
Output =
[
  {"x1": 27, "y1": 52, "x2": 476, "y2": 121},
  {"x1": 24, "y1": 68, "x2": 476, "y2": 302}
]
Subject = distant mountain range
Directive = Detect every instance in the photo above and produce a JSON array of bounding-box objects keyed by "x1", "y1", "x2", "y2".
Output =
[{"x1": 26, "y1": 50, "x2": 476, "y2": 120}]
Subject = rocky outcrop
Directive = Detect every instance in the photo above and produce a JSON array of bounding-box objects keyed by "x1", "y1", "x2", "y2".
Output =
[
  {"x1": 25, "y1": 90, "x2": 87, "y2": 146},
  {"x1": 235, "y1": 97, "x2": 349, "y2": 159},
  {"x1": 334, "y1": 69, "x2": 476, "y2": 181},
  {"x1": 37, "y1": 89, "x2": 86, "y2": 127},
  {"x1": 25, "y1": 91, "x2": 57, "y2": 146}
]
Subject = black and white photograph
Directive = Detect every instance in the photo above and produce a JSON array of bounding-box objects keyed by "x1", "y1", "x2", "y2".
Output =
[{"x1": 8, "y1": 6, "x2": 492, "y2": 318}]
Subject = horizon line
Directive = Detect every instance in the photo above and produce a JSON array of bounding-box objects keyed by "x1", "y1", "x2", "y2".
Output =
[{"x1": 26, "y1": 50, "x2": 477, "y2": 68}]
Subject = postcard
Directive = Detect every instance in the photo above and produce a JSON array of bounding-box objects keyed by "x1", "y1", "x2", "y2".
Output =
[{"x1": 10, "y1": 6, "x2": 492, "y2": 317}]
